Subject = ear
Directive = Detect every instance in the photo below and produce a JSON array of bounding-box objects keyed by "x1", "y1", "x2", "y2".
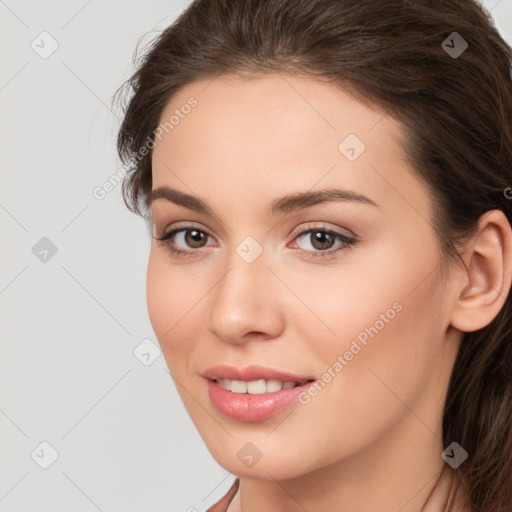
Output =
[{"x1": 450, "y1": 210, "x2": 512, "y2": 333}]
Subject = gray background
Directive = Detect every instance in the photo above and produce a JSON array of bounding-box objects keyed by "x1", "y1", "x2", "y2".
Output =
[{"x1": 1, "y1": 1, "x2": 511, "y2": 511}]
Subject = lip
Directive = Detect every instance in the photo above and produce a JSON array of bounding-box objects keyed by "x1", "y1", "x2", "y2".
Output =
[{"x1": 202, "y1": 365, "x2": 316, "y2": 422}]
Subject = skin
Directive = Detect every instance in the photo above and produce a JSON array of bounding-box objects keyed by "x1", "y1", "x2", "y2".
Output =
[{"x1": 146, "y1": 73, "x2": 512, "y2": 512}]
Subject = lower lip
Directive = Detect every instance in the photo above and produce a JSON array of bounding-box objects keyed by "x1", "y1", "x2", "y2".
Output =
[{"x1": 206, "y1": 379, "x2": 315, "y2": 422}]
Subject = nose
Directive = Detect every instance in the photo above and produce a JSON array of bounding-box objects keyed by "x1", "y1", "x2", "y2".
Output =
[{"x1": 206, "y1": 246, "x2": 285, "y2": 345}]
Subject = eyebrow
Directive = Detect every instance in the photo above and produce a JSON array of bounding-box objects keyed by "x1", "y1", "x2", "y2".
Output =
[{"x1": 148, "y1": 185, "x2": 379, "y2": 216}]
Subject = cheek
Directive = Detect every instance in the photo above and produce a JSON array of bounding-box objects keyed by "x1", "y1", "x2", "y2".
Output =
[
  {"x1": 315, "y1": 267, "x2": 443, "y2": 416},
  {"x1": 146, "y1": 253, "x2": 172, "y2": 343},
  {"x1": 276, "y1": 257, "x2": 418, "y2": 360},
  {"x1": 145, "y1": 252, "x2": 201, "y2": 366}
]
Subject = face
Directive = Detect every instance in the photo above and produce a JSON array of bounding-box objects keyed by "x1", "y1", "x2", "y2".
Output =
[{"x1": 147, "y1": 74, "x2": 460, "y2": 481}]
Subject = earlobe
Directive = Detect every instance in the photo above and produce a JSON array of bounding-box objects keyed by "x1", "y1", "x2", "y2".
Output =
[{"x1": 450, "y1": 210, "x2": 512, "y2": 333}]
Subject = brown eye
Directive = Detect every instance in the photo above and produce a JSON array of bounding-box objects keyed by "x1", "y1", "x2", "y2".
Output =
[
  {"x1": 309, "y1": 230, "x2": 336, "y2": 251},
  {"x1": 184, "y1": 229, "x2": 208, "y2": 248},
  {"x1": 153, "y1": 225, "x2": 215, "y2": 256},
  {"x1": 154, "y1": 223, "x2": 357, "y2": 259},
  {"x1": 291, "y1": 225, "x2": 357, "y2": 259}
]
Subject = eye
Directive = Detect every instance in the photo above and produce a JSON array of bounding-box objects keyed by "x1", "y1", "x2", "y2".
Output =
[
  {"x1": 153, "y1": 224, "x2": 215, "y2": 256},
  {"x1": 289, "y1": 223, "x2": 357, "y2": 259},
  {"x1": 153, "y1": 222, "x2": 358, "y2": 259}
]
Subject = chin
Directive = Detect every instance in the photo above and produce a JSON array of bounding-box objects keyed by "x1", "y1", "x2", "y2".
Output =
[{"x1": 199, "y1": 432, "x2": 324, "y2": 481}]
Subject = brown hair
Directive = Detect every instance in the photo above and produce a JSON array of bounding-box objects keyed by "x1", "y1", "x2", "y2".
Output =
[{"x1": 113, "y1": 1, "x2": 512, "y2": 510}]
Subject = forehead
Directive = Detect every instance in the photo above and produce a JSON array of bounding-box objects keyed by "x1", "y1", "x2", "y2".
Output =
[
  {"x1": 150, "y1": 73, "x2": 430, "y2": 220},
  {"x1": 153, "y1": 72, "x2": 399, "y2": 154}
]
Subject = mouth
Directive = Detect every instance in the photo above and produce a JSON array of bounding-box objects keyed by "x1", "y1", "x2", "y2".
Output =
[
  {"x1": 211, "y1": 378, "x2": 313, "y2": 394},
  {"x1": 202, "y1": 366, "x2": 317, "y2": 422}
]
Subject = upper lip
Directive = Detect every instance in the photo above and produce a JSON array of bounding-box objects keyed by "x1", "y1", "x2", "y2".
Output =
[{"x1": 201, "y1": 365, "x2": 315, "y2": 383}]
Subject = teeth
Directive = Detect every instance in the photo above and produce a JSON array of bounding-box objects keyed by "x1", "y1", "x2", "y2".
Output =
[
  {"x1": 217, "y1": 379, "x2": 231, "y2": 391},
  {"x1": 266, "y1": 379, "x2": 283, "y2": 392},
  {"x1": 247, "y1": 379, "x2": 266, "y2": 394},
  {"x1": 216, "y1": 379, "x2": 300, "y2": 394},
  {"x1": 230, "y1": 380, "x2": 247, "y2": 393}
]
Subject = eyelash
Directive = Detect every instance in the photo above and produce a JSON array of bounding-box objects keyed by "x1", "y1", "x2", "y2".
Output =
[{"x1": 153, "y1": 222, "x2": 358, "y2": 260}]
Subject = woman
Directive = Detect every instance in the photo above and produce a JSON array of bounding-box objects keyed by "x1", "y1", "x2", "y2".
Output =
[{"x1": 114, "y1": 0, "x2": 512, "y2": 510}]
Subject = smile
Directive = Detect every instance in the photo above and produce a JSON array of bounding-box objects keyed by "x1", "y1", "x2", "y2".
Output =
[
  {"x1": 206, "y1": 378, "x2": 316, "y2": 422},
  {"x1": 214, "y1": 378, "x2": 305, "y2": 394}
]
